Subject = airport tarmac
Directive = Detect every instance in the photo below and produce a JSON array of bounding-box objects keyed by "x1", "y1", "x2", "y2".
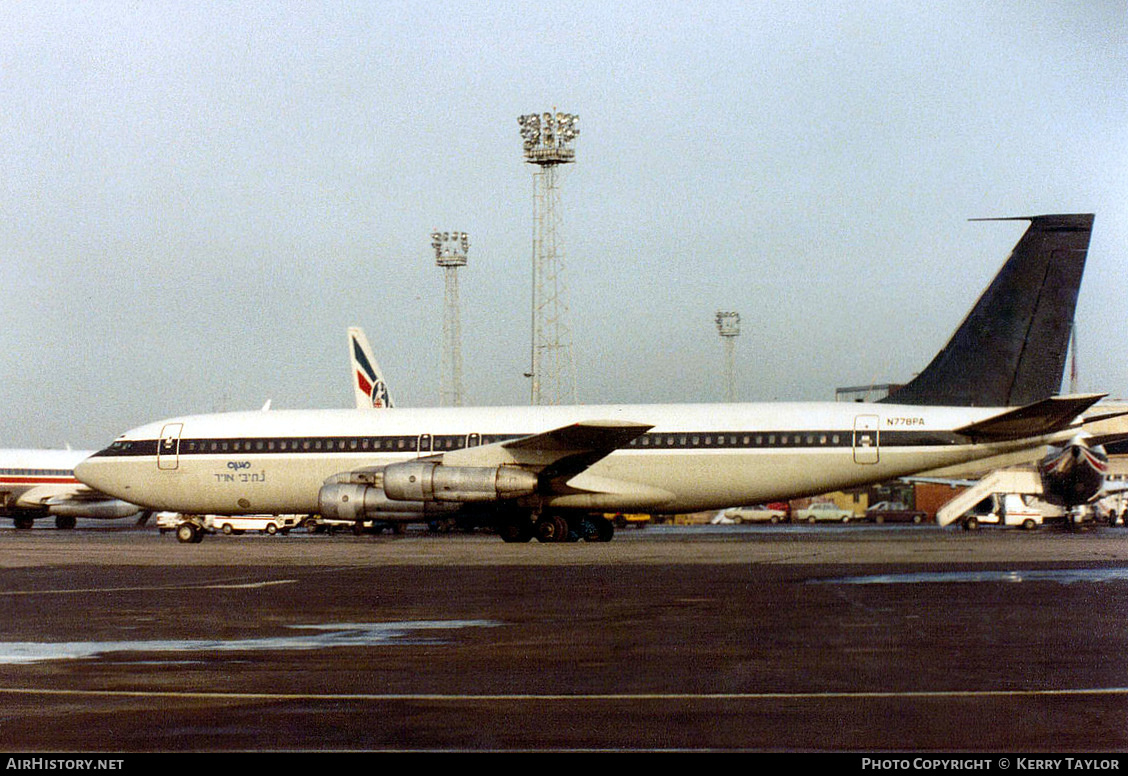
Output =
[{"x1": 1, "y1": 523, "x2": 1127, "y2": 752}]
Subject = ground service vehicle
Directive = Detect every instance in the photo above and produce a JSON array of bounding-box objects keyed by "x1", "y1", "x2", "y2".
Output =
[
  {"x1": 606, "y1": 513, "x2": 651, "y2": 529},
  {"x1": 960, "y1": 494, "x2": 1046, "y2": 530},
  {"x1": 173, "y1": 514, "x2": 301, "y2": 542}
]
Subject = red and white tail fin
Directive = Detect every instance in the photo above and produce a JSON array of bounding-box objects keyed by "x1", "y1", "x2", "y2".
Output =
[{"x1": 348, "y1": 327, "x2": 394, "y2": 409}]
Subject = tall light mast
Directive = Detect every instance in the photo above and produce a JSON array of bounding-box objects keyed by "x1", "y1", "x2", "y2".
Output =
[
  {"x1": 518, "y1": 110, "x2": 579, "y2": 405},
  {"x1": 432, "y1": 230, "x2": 469, "y2": 407},
  {"x1": 715, "y1": 311, "x2": 741, "y2": 402}
]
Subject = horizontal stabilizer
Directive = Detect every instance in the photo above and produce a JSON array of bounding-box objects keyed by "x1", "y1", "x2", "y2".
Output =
[
  {"x1": 1074, "y1": 401, "x2": 1128, "y2": 448},
  {"x1": 955, "y1": 394, "x2": 1105, "y2": 441}
]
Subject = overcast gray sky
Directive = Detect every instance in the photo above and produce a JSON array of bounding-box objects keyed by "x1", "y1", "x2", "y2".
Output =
[{"x1": 1, "y1": 1, "x2": 1125, "y2": 449}]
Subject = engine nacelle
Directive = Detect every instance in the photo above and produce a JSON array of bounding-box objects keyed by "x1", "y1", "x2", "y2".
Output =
[
  {"x1": 317, "y1": 482, "x2": 456, "y2": 521},
  {"x1": 48, "y1": 499, "x2": 142, "y2": 520},
  {"x1": 382, "y1": 462, "x2": 539, "y2": 503},
  {"x1": 1038, "y1": 441, "x2": 1109, "y2": 507}
]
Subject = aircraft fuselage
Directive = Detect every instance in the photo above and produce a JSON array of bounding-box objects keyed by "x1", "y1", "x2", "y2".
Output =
[{"x1": 74, "y1": 401, "x2": 1079, "y2": 517}]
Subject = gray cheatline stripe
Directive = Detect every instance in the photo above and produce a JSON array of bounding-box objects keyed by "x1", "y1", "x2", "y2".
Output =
[{"x1": 0, "y1": 687, "x2": 1126, "y2": 702}]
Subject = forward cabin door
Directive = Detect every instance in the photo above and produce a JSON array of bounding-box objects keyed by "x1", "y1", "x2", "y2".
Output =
[
  {"x1": 852, "y1": 415, "x2": 879, "y2": 464},
  {"x1": 157, "y1": 423, "x2": 184, "y2": 471}
]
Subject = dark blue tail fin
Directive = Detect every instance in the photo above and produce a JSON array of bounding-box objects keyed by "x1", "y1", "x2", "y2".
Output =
[{"x1": 883, "y1": 214, "x2": 1094, "y2": 407}]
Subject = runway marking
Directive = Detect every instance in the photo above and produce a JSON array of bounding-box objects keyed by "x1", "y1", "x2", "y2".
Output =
[
  {"x1": 809, "y1": 567, "x2": 1128, "y2": 585},
  {"x1": 0, "y1": 687, "x2": 1127, "y2": 702},
  {"x1": 0, "y1": 621, "x2": 499, "y2": 664},
  {"x1": 0, "y1": 579, "x2": 298, "y2": 596}
]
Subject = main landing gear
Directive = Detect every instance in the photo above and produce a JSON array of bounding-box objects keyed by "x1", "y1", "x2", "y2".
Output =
[
  {"x1": 496, "y1": 512, "x2": 615, "y2": 543},
  {"x1": 176, "y1": 521, "x2": 205, "y2": 544}
]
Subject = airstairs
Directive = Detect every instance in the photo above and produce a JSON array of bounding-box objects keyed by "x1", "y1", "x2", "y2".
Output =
[{"x1": 934, "y1": 467, "x2": 1042, "y2": 526}]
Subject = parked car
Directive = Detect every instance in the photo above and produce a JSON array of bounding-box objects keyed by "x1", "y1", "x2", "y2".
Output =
[
  {"x1": 794, "y1": 502, "x2": 856, "y2": 523},
  {"x1": 722, "y1": 503, "x2": 788, "y2": 524},
  {"x1": 865, "y1": 501, "x2": 928, "y2": 524}
]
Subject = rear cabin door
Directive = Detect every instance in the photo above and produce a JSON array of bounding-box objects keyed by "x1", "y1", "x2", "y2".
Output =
[{"x1": 852, "y1": 415, "x2": 879, "y2": 464}]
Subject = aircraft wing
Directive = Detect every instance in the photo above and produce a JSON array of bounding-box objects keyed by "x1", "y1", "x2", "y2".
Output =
[
  {"x1": 440, "y1": 420, "x2": 653, "y2": 480},
  {"x1": 14, "y1": 484, "x2": 93, "y2": 509},
  {"x1": 955, "y1": 394, "x2": 1106, "y2": 442}
]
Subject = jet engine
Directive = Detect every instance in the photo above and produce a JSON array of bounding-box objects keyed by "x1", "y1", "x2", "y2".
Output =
[
  {"x1": 382, "y1": 461, "x2": 539, "y2": 503},
  {"x1": 1037, "y1": 439, "x2": 1109, "y2": 507},
  {"x1": 47, "y1": 499, "x2": 143, "y2": 520},
  {"x1": 317, "y1": 482, "x2": 457, "y2": 521}
]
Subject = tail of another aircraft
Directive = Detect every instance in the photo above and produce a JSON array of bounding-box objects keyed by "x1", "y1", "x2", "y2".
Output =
[
  {"x1": 349, "y1": 327, "x2": 394, "y2": 409},
  {"x1": 883, "y1": 214, "x2": 1094, "y2": 407}
]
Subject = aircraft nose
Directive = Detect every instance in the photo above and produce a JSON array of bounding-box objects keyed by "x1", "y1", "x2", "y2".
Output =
[{"x1": 74, "y1": 456, "x2": 115, "y2": 495}]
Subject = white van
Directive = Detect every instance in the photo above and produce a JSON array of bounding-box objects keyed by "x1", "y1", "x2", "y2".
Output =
[
  {"x1": 207, "y1": 515, "x2": 301, "y2": 536},
  {"x1": 961, "y1": 494, "x2": 1048, "y2": 530}
]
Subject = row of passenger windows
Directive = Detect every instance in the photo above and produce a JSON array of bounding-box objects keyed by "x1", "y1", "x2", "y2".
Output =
[
  {"x1": 0, "y1": 469, "x2": 73, "y2": 477},
  {"x1": 628, "y1": 433, "x2": 846, "y2": 448},
  {"x1": 178, "y1": 434, "x2": 523, "y2": 454},
  {"x1": 168, "y1": 432, "x2": 853, "y2": 454}
]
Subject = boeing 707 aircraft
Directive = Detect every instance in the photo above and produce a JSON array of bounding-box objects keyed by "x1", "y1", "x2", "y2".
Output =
[
  {"x1": 76, "y1": 214, "x2": 1101, "y2": 543},
  {"x1": 0, "y1": 448, "x2": 147, "y2": 529}
]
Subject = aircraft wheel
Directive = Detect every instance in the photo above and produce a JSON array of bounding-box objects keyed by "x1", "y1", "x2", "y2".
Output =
[
  {"x1": 14, "y1": 517, "x2": 34, "y2": 530},
  {"x1": 177, "y1": 523, "x2": 199, "y2": 544},
  {"x1": 553, "y1": 516, "x2": 571, "y2": 542},
  {"x1": 534, "y1": 516, "x2": 561, "y2": 543},
  {"x1": 55, "y1": 515, "x2": 77, "y2": 530},
  {"x1": 498, "y1": 518, "x2": 533, "y2": 543},
  {"x1": 590, "y1": 515, "x2": 615, "y2": 543},
  {"x1": 563, "y1": 517, "x2": 582, "y2": 542}
]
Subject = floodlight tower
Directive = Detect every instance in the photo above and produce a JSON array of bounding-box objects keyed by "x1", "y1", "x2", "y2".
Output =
[
  {"x1": 432, "y1": 230, "x2": 469, "y2": 407},
  {"x1": 715, "y1": 311, "x2": 741, "y2": 402},
  {"x1": 518, "y1": 110, "x2": 579, "y2": 405}
]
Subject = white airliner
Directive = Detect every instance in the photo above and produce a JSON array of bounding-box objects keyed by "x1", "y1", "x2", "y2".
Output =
[
  {"x1": 0, "y1": 330, "x2": 390, "y2": 532},
  {"x1": 0, "y1": 448, "x2": 146, "y2": 529},
  {"x1": 75, "y1": 214, "x2": 1103, "y2": 543},
  {"x1": 349, "y1": 326, "x2": 394, "y2": 409}
]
